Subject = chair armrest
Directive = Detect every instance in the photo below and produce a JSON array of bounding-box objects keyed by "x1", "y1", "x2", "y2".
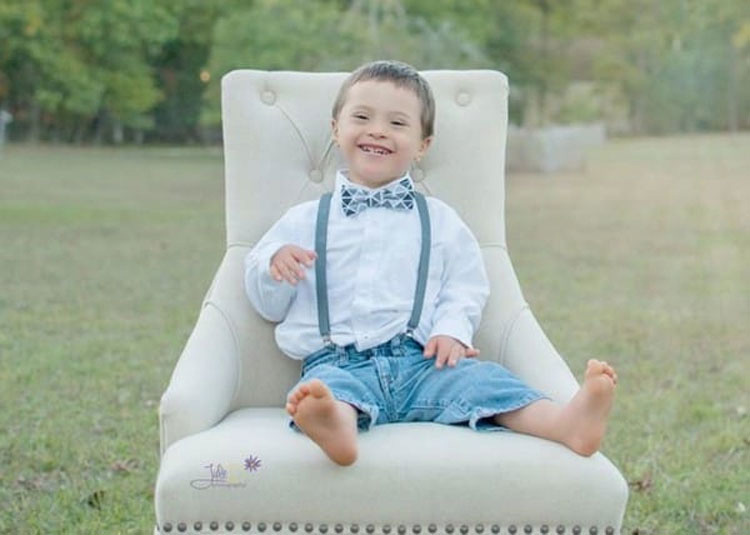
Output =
[
  {"x1": 501, "y1": 305, "x2": 579, "y2": 403},
  {"x1": 159, "y1": 301, "x2": 240, "y2": 455}
]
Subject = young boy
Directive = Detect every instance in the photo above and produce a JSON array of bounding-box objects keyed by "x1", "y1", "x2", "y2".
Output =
[{"x1": 245, "y1": 60, "x2": 617, "y2": 466}]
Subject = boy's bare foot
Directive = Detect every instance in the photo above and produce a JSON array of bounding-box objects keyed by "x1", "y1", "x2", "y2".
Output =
[
  {"x1": 561, "y1": 359, "x2": 617, "y2": 456},
  {"x1": 286, "y1": 379, "x2": 359, "y2": 466}
]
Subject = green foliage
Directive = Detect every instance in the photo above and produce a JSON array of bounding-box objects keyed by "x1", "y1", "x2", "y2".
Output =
[{"x1": 1, "y1": 0, "x2": 749, "y2": 140}]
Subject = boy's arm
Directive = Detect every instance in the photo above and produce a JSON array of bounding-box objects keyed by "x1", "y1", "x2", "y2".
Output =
[
  {"x1": 428, "y1": 214, "x2": 490, "y2": 349},
  {"x1": 244, "y1": 207, "x2": 310, "y2": 322},
  {"x1": 244, "y1": 241, "x2": 296, "y2": 322}
]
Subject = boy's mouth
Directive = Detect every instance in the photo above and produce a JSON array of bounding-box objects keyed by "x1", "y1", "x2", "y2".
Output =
[{"x1": 358, "y1": 144, "x2": 392, "y2": 155}]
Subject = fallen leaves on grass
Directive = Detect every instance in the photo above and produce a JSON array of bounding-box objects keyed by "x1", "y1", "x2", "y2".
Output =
[
  {"x1": 628, "y1": 472, "x2": 653, "y2": 493},
  {"x1": 110, "y1": 458, "x2": 140, "y2": 474}
]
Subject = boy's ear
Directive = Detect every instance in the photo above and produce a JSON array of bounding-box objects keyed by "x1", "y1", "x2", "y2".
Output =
[
  {"x1": 331, "y1": 118, "x2": 339, "y2": 144},
  {"x1": 416, "y1": 136, "x2": 433, "y2": 161}
]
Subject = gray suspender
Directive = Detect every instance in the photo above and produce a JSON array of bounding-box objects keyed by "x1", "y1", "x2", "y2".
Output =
[{"x1": 315, "y1": 192, "x2": 431, "y2": 346}]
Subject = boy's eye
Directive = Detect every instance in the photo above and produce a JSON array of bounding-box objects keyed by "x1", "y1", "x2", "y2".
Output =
[
  {"x1": 391, "y1": 121, "x2": 406, "y2": 126},
  {"x1": 353, "y1": 114, "x2": 368, "y2": 120}
]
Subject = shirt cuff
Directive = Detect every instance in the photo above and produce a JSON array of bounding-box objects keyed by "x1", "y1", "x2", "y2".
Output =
[
  {"x1": 428, "y1": 316, "x2": 475, "y2": 349},
  {"x1": 255, "y1": 241, "x2": 286, "y2": 284}
]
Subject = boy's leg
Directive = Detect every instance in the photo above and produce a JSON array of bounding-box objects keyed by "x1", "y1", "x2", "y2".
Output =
[
  {"x1": 287, "y1": 379, "x2": 359, "y2": 466},
  {"x1": 493, "y1": 359, "x2": 617, "y2": 456}
]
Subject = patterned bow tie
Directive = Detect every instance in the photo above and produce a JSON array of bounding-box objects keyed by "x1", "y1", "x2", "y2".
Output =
[{"x1": 340, "y1": 177, "x2": 415, "y2": 217}]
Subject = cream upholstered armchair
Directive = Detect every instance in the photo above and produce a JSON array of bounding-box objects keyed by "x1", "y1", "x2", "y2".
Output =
[{"x1": 154, "y1": 69, "x2": 628, "y2": 535}]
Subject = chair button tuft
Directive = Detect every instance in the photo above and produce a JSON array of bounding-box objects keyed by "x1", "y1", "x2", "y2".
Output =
[
  {"x1": 334, "y1": 524, "x2": 342, "y2": 533},
  {"x1": 244, "y1": 523, "x2": 253, "y2": 532},
  {"x1": 178, "y1": 523, "x2": 187, "y2": 532},
  {"x1": 226, "y1": 521, "x2": 235, "y2": 531},
  {"x1": 475, "y1": 525, "x2": 484, "y2": 534},
  {"x1": 460, "y1": 525, "x2": 469, "y2": 535},
  {"x1": 274, "y1": 522, "x2": 282, "y2": 532},
  {"x1": 525, "y1": 526, "x2": 533, "y2": 534},
  {"x1": 259, "y1": 522, "x2": 267, "y2": 532},
  {"x1": 508, "y1": 526, "x2": 517, "y2": 535},
  {"x1": 605, "y1": 528, "x2": 614, "y2": 535},
  {"x1": 194, "y1": 522, "x2": 203, "y2": 532},
  {"x1": 163, "y1": 524, "x2": 173, "y2": 533},
  {"x1": 572, "y1": 527, "x2": 581, "y2": 535},
  {"x1": 446, "y1": 525, "x2": 454, "y2": 534},
  {"x1": 556, "y1": 527, "x2": 565, "y2": 535},
  {"x1": 320, "y1": 524, "x2": 328, "y2": 533},
  {"x1": 541, "y1": 526, "x2": 549, "y2": 534},
  {"x1": 398, "y1": 525, "x2": 407, "y2": 535},
  {"x1": 456, "y1": 91, "x2": 472, "y2": 106},
  {"x1": 589, "y1": 529, "x2": 597, "y2": 535},
  {"x1": 412, "y1": 525, "x2": 421, "y2": 534},
  {"x1": 261, "y1": 91, "x2": 276, "y2": 105},
  {"x1": 351, "y1": 524, "x2": 359, "y2": 533},
  {"x1": 491, "y1": 526, "x2": 500, "y2": 534},
  {"x1": 428, "y1": 525, "x2": 437, "y2": 534},
  {"x1": 366, "y1": 525, "x2": 375, "y2": 534},
  {"x1": 209, "y1": 521, "x2": 219, "y2": 531},
  {"x1": 306, "y1": 523, "x2": 315, "y2": 533},
  {"x1": 289, "y1": 523, "x2": 298, "y2": 532},
  {"x1": 383, "y1": 525, "x2": 392, "y2": 534}
]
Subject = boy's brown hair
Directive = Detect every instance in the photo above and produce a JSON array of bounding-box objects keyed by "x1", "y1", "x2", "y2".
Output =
[{"x1": 331, "y1": 60, "x2": 435, "y2": 139}]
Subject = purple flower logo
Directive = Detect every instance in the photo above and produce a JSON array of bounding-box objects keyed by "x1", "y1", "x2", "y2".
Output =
[{"x1": 244, "y1": 455, "x2": 262, "y2": 472}]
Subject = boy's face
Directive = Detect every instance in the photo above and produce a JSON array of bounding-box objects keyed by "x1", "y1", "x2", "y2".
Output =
[{"x1": 332, "y1": 80, "x2": 432, "y2": 189}]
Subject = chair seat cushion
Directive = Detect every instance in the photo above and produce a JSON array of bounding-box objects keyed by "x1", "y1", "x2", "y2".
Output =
[{"x1": 156, "y1": 408, "x2": 627, "y2": 531}]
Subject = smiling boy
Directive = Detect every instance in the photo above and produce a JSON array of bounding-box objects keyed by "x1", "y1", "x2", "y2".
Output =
[{"x1": 245, "y1": 60, "x2": 617, "y2": 466}]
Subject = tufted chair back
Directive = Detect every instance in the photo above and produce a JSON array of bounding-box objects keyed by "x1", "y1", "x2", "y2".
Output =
[{"x1": 210, "y1": 70, "x2": 572, "y2": 411}]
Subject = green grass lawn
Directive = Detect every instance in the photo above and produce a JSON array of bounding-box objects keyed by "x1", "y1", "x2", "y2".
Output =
[{"x1": 1, "y1": 136, "x2": 748, "y2": 534}]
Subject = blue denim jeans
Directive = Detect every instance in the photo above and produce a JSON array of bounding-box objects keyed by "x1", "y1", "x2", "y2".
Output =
[{"x1": 288, "y1": 334, "x2": 547, "y2": 433}]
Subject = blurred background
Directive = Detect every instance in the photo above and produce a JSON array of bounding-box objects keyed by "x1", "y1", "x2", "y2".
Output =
[
  {"x1": 2, "y1": 2, "x2": 749, "y2": 534},
  {"x1": 1, "y1": 0, "x2": 749, "y2": 146}
]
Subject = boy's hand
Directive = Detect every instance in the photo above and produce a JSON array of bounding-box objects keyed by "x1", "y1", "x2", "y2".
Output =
[
  {"x1": 423, "y1": 335, "x2": 480, "y2": 369},
  {"x1": 270, "y1": 245, "x2": 317, "y2": 285}
]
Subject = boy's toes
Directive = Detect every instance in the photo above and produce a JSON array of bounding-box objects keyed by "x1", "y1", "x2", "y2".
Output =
[
  {"x1": 307, "y1": 379, "x2": 330, "y2": 399},
  {"x1": 585, "y1": 359, "x2": 605, "y2": 377}
]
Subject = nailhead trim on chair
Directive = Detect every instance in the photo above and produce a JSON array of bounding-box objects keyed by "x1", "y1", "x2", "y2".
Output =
[{"x1": 157, "y1": 522, "x2": 619, "y2": 534}]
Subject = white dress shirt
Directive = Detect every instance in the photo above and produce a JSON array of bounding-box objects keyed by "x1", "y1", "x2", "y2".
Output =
[{"x1": 244, "y1": 170, "x2": 489, "y2": 360}]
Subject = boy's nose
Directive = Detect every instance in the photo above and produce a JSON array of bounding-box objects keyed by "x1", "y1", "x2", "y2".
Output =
[{"x1": 367, "y1": 121, "x2": 387, "y2": 138}]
